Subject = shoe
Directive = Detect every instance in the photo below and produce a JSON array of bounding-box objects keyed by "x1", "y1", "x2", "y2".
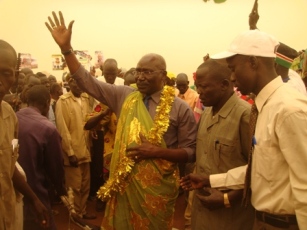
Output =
[
  {"x1": 96, "y1": 199, "x2": 106, "y2": 212},
  {"x1": 82, "y1": 213, "x2": 97, "y2": 220}
]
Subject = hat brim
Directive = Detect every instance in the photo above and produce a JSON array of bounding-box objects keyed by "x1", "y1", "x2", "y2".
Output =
[{"x1": 210, "y1": 51, "x2": 237, "y2": 59}]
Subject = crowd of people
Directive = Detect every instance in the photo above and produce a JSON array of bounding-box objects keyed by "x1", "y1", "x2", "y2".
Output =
[{"x1": 1, "y1": 3, "x2": 307, "y2": 230}]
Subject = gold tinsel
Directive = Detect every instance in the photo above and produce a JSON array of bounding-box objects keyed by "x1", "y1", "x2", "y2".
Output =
[
  {"x1": 97, "y1": 156, "x2": 135, "y2": 201},
  {"x1": 147, "y1": 85, "x2": 175, "y2": 146},
  {"x1": 97, "y1": 85, "x2": 175, "y2": 201}
]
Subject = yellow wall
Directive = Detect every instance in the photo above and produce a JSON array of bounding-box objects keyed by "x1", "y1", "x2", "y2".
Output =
[{"x1": 1, "y1": 0, "x2": 306, "y2": 82}]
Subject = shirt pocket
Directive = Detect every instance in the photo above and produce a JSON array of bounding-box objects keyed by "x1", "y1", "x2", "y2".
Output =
[
  {"x1": 214, "y1": 137, "x2": 237, "y2": 167},
  {"x1": 0, "y1": 146, "x2": 16, "y2": 195},
  {"x1": 253, "y1": 144, "x2": 284, "y2": 182}
]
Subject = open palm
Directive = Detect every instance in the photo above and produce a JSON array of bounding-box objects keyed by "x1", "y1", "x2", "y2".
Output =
[{"x1": 45, "y1": 11, "x2": 74, "y2": 50}]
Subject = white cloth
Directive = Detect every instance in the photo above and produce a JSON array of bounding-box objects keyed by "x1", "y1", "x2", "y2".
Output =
[
  {"x1": 210, "y1": 77, "x2": 307, "y2": 229},
  {"x1": 97, "y1": 76, "x2": 124, "y2": 85},
  {"x1": 287, "y1": 69, "x2": 307, "y2": 96}
]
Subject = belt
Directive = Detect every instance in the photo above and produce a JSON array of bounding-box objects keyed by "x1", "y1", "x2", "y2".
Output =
[{"x1": 255, "y1": 210, "x2": 297, "y2": 229}]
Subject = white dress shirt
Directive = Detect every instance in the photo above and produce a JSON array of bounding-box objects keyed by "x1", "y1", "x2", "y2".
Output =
[{"x1": 210, "y1": 77, "x2": 307, "y2": 229}]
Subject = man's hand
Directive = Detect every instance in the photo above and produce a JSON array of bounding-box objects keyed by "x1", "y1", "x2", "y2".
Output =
[
  {"x1": 126, "y1": 134, "x2": 158, "y2": 162},
  {"x1": 31, "y1": 197, "x2": 50, "y2": 228},
  {"x1": 249, "y1": 0, "x2": 259, "y2": 30},
  {"x1": 68, "y1": 155, "x2": 78, "y2": 167},
  {"x1": 45, "y1": 11, "x2": 74, "y2": 51},
  {"x1": 180, "y1": 173, "x2": 210, "y2": 191},
  {"x1": 196, "y1": 188, "x2": 224, "y2": 211}
]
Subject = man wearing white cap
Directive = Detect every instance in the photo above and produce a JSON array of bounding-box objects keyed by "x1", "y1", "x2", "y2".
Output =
[{"x1": 181, "y1": 30, "x2": 307, "y2": 229}]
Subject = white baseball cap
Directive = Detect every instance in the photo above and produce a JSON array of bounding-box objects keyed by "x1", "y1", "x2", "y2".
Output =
[{"x1": 211, "y1": 30, "x2": 280, "y2": 59}]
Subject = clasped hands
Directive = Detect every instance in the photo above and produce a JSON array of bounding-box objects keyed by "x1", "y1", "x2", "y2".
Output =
[{"x1": 180, "y1": 174, "x2": 224, "y2": 210}]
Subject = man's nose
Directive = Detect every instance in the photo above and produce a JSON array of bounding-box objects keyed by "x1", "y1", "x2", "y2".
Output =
[{"x1": 230, "y1": 73, "x2": 236, "y2": 82}]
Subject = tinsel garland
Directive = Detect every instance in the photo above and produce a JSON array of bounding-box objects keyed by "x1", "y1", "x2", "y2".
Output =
[{"x1": 97, "y1": 85, "x2": 175, "y2": 201}]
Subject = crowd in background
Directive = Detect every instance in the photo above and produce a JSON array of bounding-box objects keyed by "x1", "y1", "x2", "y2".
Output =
[{"x1": 1, "y1": 4, "x2": 307, "y2": 230}]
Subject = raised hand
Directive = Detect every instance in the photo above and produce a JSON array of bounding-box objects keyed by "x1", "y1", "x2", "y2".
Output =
[
  {"x1": 249, "y1": 0, "x2": 259, "y2": 30},
  {"x1": 45, "y1": 11, "x2": 74, "y2": 50}
]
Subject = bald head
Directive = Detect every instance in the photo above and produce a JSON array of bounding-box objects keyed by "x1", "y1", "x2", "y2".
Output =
[
  {"x1": 197, "y1": 59, "x2": 231, "y2": 82},
  {"x1": 135, "y1": 53, "x2": 167, "y2": 95},
  {"x1": 195, "y1": 59, "x2": 234, "y2": 109},
  {"x1": 0, "y1": 40, "x2": 17, "y2": 100},
  {"x1": 176, "y1": 73, "x2": 188, "y2": 82},
  {"x1": 103, "y1": 58, "x2": 118, "y2": 84},
  {"x1": 0, "y1": 40, "x2": 17, "y2": 65},
  {"x1": 176, "y1": 73, "x2": 189, "y2": 94},
  {"x1": 138, "y1": 53, "x2": 166, "y2": 70}
]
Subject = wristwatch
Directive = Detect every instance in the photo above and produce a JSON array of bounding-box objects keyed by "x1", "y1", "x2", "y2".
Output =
[
  {"x1": 223, "y1": 193, "x2": 231, "y2": 208},
  {"x1": 61, "y1": 48, "x2": 73, "y2": 56}
]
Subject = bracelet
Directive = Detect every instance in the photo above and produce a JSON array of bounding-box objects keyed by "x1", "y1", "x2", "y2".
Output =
[
  {"x1": 61, "y1": 48, "x2": 73, "y2": 56},
  {"x1": 223, "y1": 193, "x2": 231, "y2": 208}
]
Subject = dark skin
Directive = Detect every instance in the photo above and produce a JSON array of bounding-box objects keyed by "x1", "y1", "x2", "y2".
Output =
[
  {"x1": 0, "y1": 44, "x2": 49, "y2": 228},
  {"x1": 228, "y1": 55, "x2": 278, "y2": 96},
  {"x1": 176, "y1": 73, "x2": 189, "y2": 95},
  {"x1": 45, "y1": 12, "x2": 190, "y2": 165},
  {"x1": 249, "y1": 0, "x2": 259, "y2": 30},
  {"x1": 84, "y1": 107, "x2": 111, "y2": 139},
  {"x1": 180, "y1": 174, "x2": 243, "y2": 210},
  {"x1": 65, "y1": 78, "x2": 83, "y2": 167},
  {"x1": 180, "y1": 60, "x2": 246, "y2": 210}
]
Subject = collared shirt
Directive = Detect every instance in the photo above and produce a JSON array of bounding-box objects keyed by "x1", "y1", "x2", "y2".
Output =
[
  {"x1": 0, "y1": 101, "x2": 18, "y2": 230},
  {"x1": 16, "y1": 106, "x2": 65, "y2": 223},
  {"x1": 73, "y1": 66, "x2": 197, "y2": 161},
  {"x1": 195, "y1": 92, "x2": 253, "y2": 230},
  {"x1": 55, "y1": 91, "x2": 91, "y2": 165},
  {"x1": 176, "y1": 87, "x2": 199, "y2": 110},
  {"x1": 210, "y1": 77, "x2": 307, "y2": 228},
  {"x1": 287, "y1": 69, "x2": 307, "y2": 96},
  {"x1": 197, "y1": 93, "x2": 250, "y2": 175}
]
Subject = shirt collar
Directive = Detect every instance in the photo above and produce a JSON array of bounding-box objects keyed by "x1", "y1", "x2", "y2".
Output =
[
  {"x1": 0, "y1": 101, "x2": 9, "y2": 119},
  {"x1": 144, "y1": 89, "x2": 163, "y2": 104},
  {"x1": 255, "y1": 76, "x2": 284, "y2": 113},
  {"x1": 68, "y1": 91, "x2": 88, "y2": 100},
  {"x1": 217, "y1": 92, "x2": 239, "y2": 118}
]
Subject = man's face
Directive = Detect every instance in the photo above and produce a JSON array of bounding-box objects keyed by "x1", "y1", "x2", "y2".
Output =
[
  {"x1": 227, "y1": 55, "x2": 255, "y2": 95},
  {"x1": 135, "y1": 57, "x2": 165, "y2": 95},
  {"x1": 176, "y1": 79, "x2": 189, "y2": 94},
  {"x1": 0, "y1": 48, "x2": 16, "y2": 100},
  {"x1": 195, "y1": 68, "x2": 223, "y2": 107},
  {"x1": 51, "y1": 85, "x2": 63, "y2": 101},
  {"x1": 103, "y1": 64, "x2": 118, "y2": 84},
  {"x1": 68, "y1": 78, "x2": 82, "y2": 97}
]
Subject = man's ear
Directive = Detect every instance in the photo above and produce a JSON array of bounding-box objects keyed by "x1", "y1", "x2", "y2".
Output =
[
  {"x1": 221, "y1": 79, "x2": 231, "y2": 90},
  {"x1": 249, "y1": 56, "x2": 259, "y2": 70}
]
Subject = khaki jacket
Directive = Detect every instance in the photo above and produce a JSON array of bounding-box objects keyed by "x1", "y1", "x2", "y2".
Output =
[{"x1": 55, "y1": 91, "x2": 91, "y2": 165}]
